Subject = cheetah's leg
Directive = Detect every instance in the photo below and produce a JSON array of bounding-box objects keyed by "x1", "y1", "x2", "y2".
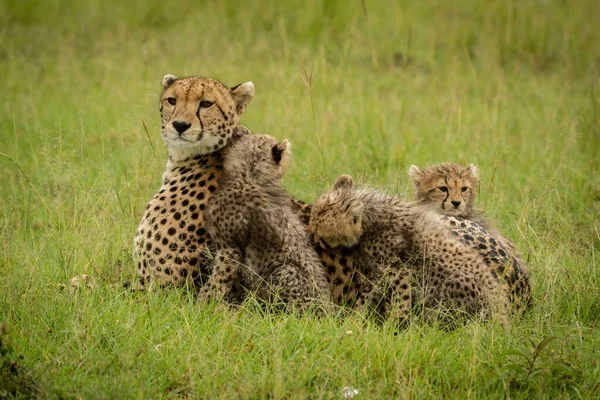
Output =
[
  {"x1": 366, "y1": 264, "x2": 412, "y2": 324},
  {"x1": 198, "y1": 247, "x2": 242, "y2": 303},
  {"x1": 386, "y1": 267, "x2": 413, "y2": 324},
  {"x1": 487, "y1": 280, "x2": 511, "y2": 329}
]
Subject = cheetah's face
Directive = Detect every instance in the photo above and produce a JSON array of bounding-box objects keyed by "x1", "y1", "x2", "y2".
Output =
[
  {"x1": 409, "y1": 163, "x2": 479, "y2": 217},
  {"x1": 160, "y1": 74, "x2": 254, "y2": 157},
  {"x1": 309, "y1": 175, "x2": 364, "y2": 249}
]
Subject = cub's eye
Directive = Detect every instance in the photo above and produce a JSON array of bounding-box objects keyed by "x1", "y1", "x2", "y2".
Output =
[
  {"x1": 461, "y1": 186, "x2": 469, "y2": 192},
  {"x1": 438, "y1": 186, "x2": 449, "y2": 193},
  {"x1": 352, "y1": 215, "x2": 359, "y2": 224},
  {"x1": 199, "y1": 100, "x2": 214, "y2": 108},
  {"x1": 167, "y1": 97, "x2": 176, "y2": 106}
]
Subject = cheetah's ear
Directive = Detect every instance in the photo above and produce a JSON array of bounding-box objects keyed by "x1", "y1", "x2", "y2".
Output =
[
  {"x1": 466, "y1": 163, "x2": 479, "y2": 179},
  {"x1": 230, "y1": 81, "x2": 255, "y2": 115},
  {"x1": 408, "y1": 165, "x2": 423, "y2": 185},
  {"x1": 271, "y1": 139, "x2": 290, "y2": 165},
  {"x1": 333, "y1": 175, "x2": 353, "y2": 190},
  {"x1": 162, "y1": 74, "x2": 178, "y2": 89}
]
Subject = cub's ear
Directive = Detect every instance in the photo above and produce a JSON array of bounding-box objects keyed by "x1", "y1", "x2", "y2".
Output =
[
  {"x1": 162, "y1": 74, "x2": 178, "y2": 89},
  {"x1": 408, "y1": 165, "x2": 423, "y2": 184},
  {"x1": 466, "y1": 163, "x2": 479, "y2": 179},
  {"x1": 230, "y1": 81, "x2": 255, "y2": 115},
  {"x1": 232, "y1": 125, "x2": 251, "y2": 140},
  {"x1": 271, "y1": 139, "x2": 290, "y2": 165},
  {"x1": 333, "y1": 174, "x2": 353, "y2": 190}
]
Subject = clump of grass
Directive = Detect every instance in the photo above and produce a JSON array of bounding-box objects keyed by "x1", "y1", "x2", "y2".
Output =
[{"x1": 0, "y1": 324, "x2": 37, "y2": 399}]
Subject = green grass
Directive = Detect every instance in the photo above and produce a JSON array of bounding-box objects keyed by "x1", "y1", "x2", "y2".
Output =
[{"x1": 1, "y1": 0, "x2": 599, "y2": 397}]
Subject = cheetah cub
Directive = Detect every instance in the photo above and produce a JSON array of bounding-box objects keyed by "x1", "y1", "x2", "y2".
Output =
[
  {"x1": 202, "y1": 134, "x2": 332, "y2": 311},
  {"x1": 409, "y1": 162, "x2": 518, "y2": 239},
  {"x1": 309, "y1": 175, "x2": 510, "y2": 325},
  {"x1": 409, "y1": 163, "x2": 532, "y2": 311},
  {"x1": 408, "y1": 163, "x2": 480, "y2": 219}
]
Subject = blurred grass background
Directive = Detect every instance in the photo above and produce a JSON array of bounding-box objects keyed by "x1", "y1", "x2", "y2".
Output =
[{"x1": 1, "y1": 0, "x2": 599, "y2": 398}]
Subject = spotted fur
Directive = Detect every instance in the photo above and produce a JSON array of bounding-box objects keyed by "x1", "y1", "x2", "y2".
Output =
[{"x1": 308, "y1": 175, "x2": 512, "y2": 326}]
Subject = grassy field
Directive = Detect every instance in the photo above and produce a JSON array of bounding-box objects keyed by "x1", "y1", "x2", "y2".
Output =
[{"x1": 1, "y1": 0, "x2": 599, "y2": 398}]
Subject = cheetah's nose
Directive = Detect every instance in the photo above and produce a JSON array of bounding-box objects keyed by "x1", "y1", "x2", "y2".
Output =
[
  {"x1": 173, "y1": 120, "x2": 191, "y2": 134},
  {"x1": 451, "y1": 200, "x2": 461, "y2": 208}
]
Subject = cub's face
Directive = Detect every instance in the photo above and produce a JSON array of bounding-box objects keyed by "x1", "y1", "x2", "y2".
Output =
[
  {"x1": 409, "y1": 163, "x2": 479, "y2": 217},
  {"x1": 159, "y1": 74, "x2": 254, "y2": 158},
  {"x1": 224, "y1": 134, "x2": 291, "y2": 185},
  {"x1": 309, "y1": 175, "x2": 364, "y2": 249}
]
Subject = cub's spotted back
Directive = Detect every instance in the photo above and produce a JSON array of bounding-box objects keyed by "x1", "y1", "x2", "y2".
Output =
[
  {"x1": 310, "y1": 174, "x2": 511, "y2": 326},
  {"x1": 202, "y1": 134, "x2": 332, "y2": 311}
]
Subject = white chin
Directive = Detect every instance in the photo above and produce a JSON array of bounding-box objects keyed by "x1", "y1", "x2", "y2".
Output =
[
  {"x1": 165, "y1": 135, "x2": 223, "y2": 161},
  {"x1": 165, "y1": 139, "x2": 192, "y2": 148}
]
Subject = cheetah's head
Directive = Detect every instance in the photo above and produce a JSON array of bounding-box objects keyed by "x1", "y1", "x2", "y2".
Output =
[
  {"x1": 224, "y1": 134, "x2": 291, "y2": 185},
  {"x1": 408, "y1": 162, "x2": 479, "y2": 217},
  {"x1": 160, "y1": 74, "x2": 254, "y2": 161},
  {"x1": 309, "y1": 175, "x2": 365, "y2": 249}
]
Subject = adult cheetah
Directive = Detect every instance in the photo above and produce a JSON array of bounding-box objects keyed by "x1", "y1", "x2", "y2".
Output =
[
  {"x1": 309, "y1": 175, "x2": 512, "y2": 325},
  {"x1": 201, "y1": 134, "x2": 331, "y2": 311},
  {"x1": 409, "y1": 162, "x2": 532, "y2": 310},
  {"x1": 133, "y1": 74, "x2": 254, "y2": 288}
]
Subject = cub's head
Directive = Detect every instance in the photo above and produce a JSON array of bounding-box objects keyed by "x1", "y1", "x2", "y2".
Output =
[
  {"x1": 224, "y1": 134, "x2": 291, "y2": 185},
  {"x1": 160, "y1": 74, "x2": 254, "y2": 160},
  {"x1": 309, "y1": 175, "x2": 364, "y2": 249},
  {"x1": 408, "y1": 163, "x2": 479, "y2": 217}
]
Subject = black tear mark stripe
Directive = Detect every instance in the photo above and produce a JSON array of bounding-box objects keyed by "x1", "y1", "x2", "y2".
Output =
[
  {"x1": 215, "y1": 104, "x2": 228, "y2": 121},
  {"x1": 196, "y1": 86, "x2": 205, "y2": 131},
  {"x1": 196, "y1": 103, "x2": 204, "y2": 131}
]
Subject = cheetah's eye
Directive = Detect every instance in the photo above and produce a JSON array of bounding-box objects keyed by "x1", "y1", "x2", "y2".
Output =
[
  {"x1": 167, "y1": 97, "x2": 176, "y2": 106},
  {"x1": 438, "y1": 186, "x2": 448, "y2": 193},
  {"x1": 461, "y1": 186, "x2": 468, "y2": 192},
  {"x1": 199, "y1": 100, "x2": 214, "y2": 108},
  {"x1": 352, "y1": 215, "x2": 359, "y2": 224}
]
